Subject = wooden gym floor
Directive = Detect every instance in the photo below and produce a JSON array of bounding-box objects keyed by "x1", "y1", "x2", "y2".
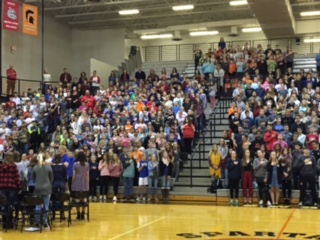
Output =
[{"x1": 1, "y1": 203, "x2": 320, "y2": 240}]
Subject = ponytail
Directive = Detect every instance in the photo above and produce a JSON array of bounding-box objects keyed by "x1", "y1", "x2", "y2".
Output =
[{"x1": 38, "y1": 153, "x2": 44, "y2": 167}]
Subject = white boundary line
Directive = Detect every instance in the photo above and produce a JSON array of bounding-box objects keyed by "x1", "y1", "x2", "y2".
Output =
[{"x1": 108, "y1": 216, "x2": 166, "y2": 240}]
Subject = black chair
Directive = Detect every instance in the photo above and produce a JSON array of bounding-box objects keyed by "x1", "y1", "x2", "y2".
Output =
[
  {"x1": 20, "y1": 196, "x2": 51, "y2": 233},
  {"x1": 51, "y1": 193, "x2": 71, "y2": 227},
  {"x1": 0, "y1": 196, "x2": 12, "y2": 232},
  {"x1": 70, "y1": 191, "x2": 90, "y2": 222}
]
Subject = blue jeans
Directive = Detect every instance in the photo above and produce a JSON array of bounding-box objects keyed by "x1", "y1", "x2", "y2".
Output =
[
  {"x1": 52, "y1": 181, "x2": 66, "y2": 211},
  {"x1": 92, "y1": 86, "x2": 100, "y2": 95},
  {"x1": 196, "y1": 114, "x2": 204, "y2": 132},
  {"x1": 162, "y1": 176, "x2": 171, "y2": 189},
  {"x1": 223, "y1": 169, "x2": 229, "y2": 189},
  {"x1": 52, "y1": 181, "x2": 66, "y2": 193},
  {"x1": 148, "y1": 177, "x2": 158, "y2": 195},
  {"x1": 123, "y1": 177, "x2": 134, "y2": 198},
  {"x1": 35, "y1": 194, "x2": 51, "y2": 224},
  {"x1": 0, "y1": 189, "x2": 18, "y2": 213}
]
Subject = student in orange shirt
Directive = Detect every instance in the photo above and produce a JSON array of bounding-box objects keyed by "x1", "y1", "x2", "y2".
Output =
[
  {"x1": 136, "y1": 98, "x2": 145, "y2": 112},
  {"x1": 124, "y1": 120, "x2": 134, "y2": 134},
  {"x1": 228, "y1": 60, "x2": 237, "y2": 78},
  {"x1": 243, "y1": 72, "x2": 253, "y2": 85},
  {"x1": 132, "y1": 145, "x2": 143, "y2": 163}
]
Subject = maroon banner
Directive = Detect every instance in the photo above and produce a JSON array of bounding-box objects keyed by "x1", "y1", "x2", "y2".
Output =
[{"x1": 3, "y1": 0, "x2": 20, "y2": 32}]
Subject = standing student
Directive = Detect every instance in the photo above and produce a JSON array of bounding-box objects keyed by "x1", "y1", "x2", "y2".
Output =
[
  {"x1": 297, "y1": 146, "x2": 318, "y2": 207},
  {"x1": 89, "y1": 155, "x2": 99, "y2": 201},
  {"x1": 181, "y1": 117, "x2": 195, "y2": 157},
  {"x1": 122, "y1": 151, "x2": 135, "y2": 202},
  {"x1": 6, "y1": 65, "x2": 17, "y2": 97},
  {"x1": 33, "y1": 154, "x2": 53, "y2": 229},
  {"x1": 148, "y1": 154, "x2": 159, "y2": 202},
  {"x1": 0, "y1": 152, "x2": 22, "y2": 229},
  {"x1": 27, "y1": 156, "x2": 38, "y2": 193},
  {"x1": 208, "y1": 145, "x2": 222, "y2": 191},
  {"x1": 51, "y1": 154, "x2": 68, "y2": 220},
  {"x1": 279, "y1": 149, "x2": 292, "y2": 205},
  {"x1": 108, "y1": 153, "x2": 123, "y2": 202},
  {"x1": 253, "y1": 150, "x2": 268, "y2": 206},
  {"x1": 137, "y1": 155, "x2": 148, "y2": 203},
  {"x1": 242, "y1": 149, "x2": 254, "y2": 204},
  {"x1": 98, "y1": 154, "x2": 110, "y2": 201},
  {"x1": 72, "y1": 151, "x2": 89, "y2": 220},
  {"x1": 227, "y1": 151, "x2": 241, "y2": 206},
  {"x1": 159, "y1": 151, "x2": 173, "y2": 204},
  {"x1": 265, "y1": 151, "x2": 282, "y2": 206}
]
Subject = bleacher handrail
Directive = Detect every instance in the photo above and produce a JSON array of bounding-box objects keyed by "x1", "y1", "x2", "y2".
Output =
[{"x1": 1, "y1": 76, "x2": 60, "y2": 98}]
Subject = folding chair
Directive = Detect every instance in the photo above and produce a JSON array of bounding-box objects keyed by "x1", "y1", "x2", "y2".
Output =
[
  {"x1": 0, "y1": 196, "x2": 12, "y2": 232},
  {"x1": 51, "y1": 193, "x2": 72, "y2": 227},
  {"x1": 20, "y1": 196, "x2": 51, "y2": 233},
  {"x1": 70, "y1": 191, "x2": 90, "y2": 222}
]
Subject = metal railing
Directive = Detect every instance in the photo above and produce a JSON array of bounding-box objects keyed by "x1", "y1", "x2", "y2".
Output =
[
  {"x1": 182, "y1": 87, "x2": 234, "y2": 188},
  {"x1": 142, "y1": 38, "x2": 319, "y2": 62},
  {"x1": 1, "y1": 77, "x2": 59, "y2": 97}
]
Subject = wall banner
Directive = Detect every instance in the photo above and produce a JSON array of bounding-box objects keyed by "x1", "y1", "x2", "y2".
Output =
[
  {"x1": 3, "y1": 0, "x2": 20, "y2": 32},
  {"x1": 22, "y1": 3, "x2": 38, "y2": 36}
]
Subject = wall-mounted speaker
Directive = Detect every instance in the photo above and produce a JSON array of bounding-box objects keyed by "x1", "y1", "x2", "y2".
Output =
[
  {"x1": 296, "y1": 38, "x2": 300, "y2": 45},
  {"x1": 130, "y1": 46, "x2": 137, "y2": 56}
]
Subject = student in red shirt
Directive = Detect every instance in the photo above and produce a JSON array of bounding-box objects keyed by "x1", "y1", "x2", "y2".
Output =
[
  {"x1": 182, "y1": 117, "x2": 195, "y2": 156},
  {"x1": 306, "y1": 127, "x2": 319, "y2": 150},
  {"x1": 6, "y1": 65, "x2": 17, "y2": 97},
  {"x1": 81, "y1": 90, "x2": 96, "y2": 109},
  {"x1": 264, "y1": 124, "x2": 278, "y2": 152},
  {"x1": 5, "y1": 97, "x2": 17, "y2": 109}
]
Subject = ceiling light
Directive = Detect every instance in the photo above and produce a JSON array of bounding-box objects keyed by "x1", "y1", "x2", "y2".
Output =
[
  {"x1": 300, "y1": 11, "x2": 320, "y2": 17},
  {"x1": 141, "y1": 34, "x2": 173, "y2": 40},
  {"x1": 304, "y1": 38, "x2": 320, "y2": 43},
  {"x1": 242, "y1": 27, "x2": 262, "y2": 32},
  {"x1": 119, "y1": 9, "x2": 139, "y2": 15},
  {"x1": 189, "y1": 31, "x2": 219, "y2": 36},
  {"x1": 189, "y1": 27, "x2": 208, "y2": 31},
  {"x1": 172, "y1": 5, "x2": 194, "y2": 11},
  {"x1": 229, "y1": 0, "x2": 248, "y2": 6}
]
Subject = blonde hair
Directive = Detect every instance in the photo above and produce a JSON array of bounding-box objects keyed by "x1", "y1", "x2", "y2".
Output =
[{"x1": 37, "y1": 153, "x2": 44, "y2": 167}]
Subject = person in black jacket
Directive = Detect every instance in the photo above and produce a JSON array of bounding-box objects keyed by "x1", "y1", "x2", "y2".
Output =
[
  {"x1": 51, "y1": 154, "x2": 68, "y2": 220},
  {"x1": 227, "y1": 151, "x2": 242, "y2": 206},
  {"x1": 159, "y1": 151, "x2": 173, "y2": 204},
  {"x1": 297, "y1": 146, "x2": 318, "y2": 207},
  {"x1": 265, "y1": 151, "x2": 282, "y2": 206},
  {"x1": 88, "y1": 155, "x2": 99, "y2": 202},
  {"x1": 279, "y1": 148, "x2": 292, "y2": 205}
]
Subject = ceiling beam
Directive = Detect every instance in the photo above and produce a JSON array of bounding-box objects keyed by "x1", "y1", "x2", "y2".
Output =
[
  {"x1": 45, "y1": 0, "x2": 157, "y2": 11},
  {"x1": 69, "y1": 8, "x2": 250, "y2": 25},
  {"x1": 291, "y1": 1, "x2": 320, "y2": 7},
  {"x1": 55, "y1": 1, "x2": 237, "y2": 18}
]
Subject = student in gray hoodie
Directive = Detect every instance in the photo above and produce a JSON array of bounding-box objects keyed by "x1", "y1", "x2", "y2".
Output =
[
  {"x1": 121, "y1": 150, "x2": 136, "y2": 202},
  {"x1": 253, "y1": 150, "x2": 268, "y2": 206},
  {"x1": 33, "y1": 154, "x2": 53, "y2": 228}
]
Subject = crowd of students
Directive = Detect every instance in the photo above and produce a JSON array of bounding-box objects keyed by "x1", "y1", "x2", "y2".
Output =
[
  {"x1": 0, "y1": 57, "x2": 215, "y2": 229},
  {"x1": 206, "y1": 39, "x2": 320, "y2": 207}
]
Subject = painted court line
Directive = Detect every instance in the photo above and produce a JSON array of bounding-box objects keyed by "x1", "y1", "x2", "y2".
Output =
[
  {"x1": 108, "y1": 216, "x2": 166, "y2": 240},
  {"x1": 276, "y1": 209, "x2": 296, "y2": 240}
]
